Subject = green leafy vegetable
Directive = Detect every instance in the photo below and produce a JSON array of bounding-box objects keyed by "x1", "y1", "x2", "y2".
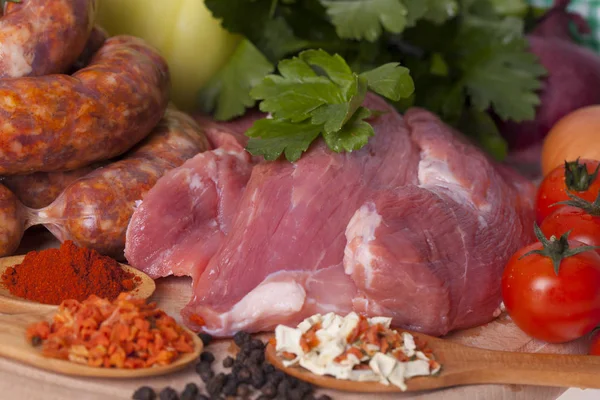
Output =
[
  {"x1": 458, "y1": 16, "x2": 546, "y2": 122},
  {"x1": 198, "y1": 40, "x2": 274, "y2": 121},
  {"x1": 246, "y1": 49, "x2": 414, "y2": 161},
  {"x1": 202, "y1": 0, "x2": 548, "y2": 161},
  {"x1": 320, "y1": 0, "x2": 408, "y2": 42}
]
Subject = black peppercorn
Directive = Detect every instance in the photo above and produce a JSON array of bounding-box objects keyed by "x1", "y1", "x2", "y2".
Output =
[
  {"x1": 263, "y1": 363, "x2": 275, "y2": 374},
  {"x1": 158, "y1": 387, "x2": 179, "y2": 400},
  {"x1": 222, "y1": 356, "x2": 234, "y2": 368},
  {"x1": 206, "y1": 373, "x2": 226, "y2": 396},
  {"x1": 196, "y1": 395, "x2": 209, "y2": 400},
  {"x1": 132, "y1": 386, "x2": 156, "y2": 400},
  {"x1": 236, "y1": 366, "x2": 252, "y2": 382},
  {"x1": 316, "y1": 395, "x2": 333, "y2": 400},
  {"x1": 179, "y1": 383, "x2": 199, "y2": 400},
  {"x1": 250, "y1": 339, "x2": 264, "y2": 349},
  {"x1": 236, "y1": 384, "x2": 250, "y2": 397},
  {"x1": 200, "y1": 351, "x2": 215, "y2": 364},
  {"x1": 198, "y1": 332, "x2": 213, "y2": 346},
  {"x1": 233, "y1": 331, "x2": 251, "y2": 347},
  {"x1": 261, "y1": 383, "x2": 277, "y2": 398}
]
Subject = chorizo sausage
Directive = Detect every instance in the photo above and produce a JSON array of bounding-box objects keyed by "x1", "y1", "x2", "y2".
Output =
[
  {"x1": 0, "y1": 35, "x2": 170, "y2": 175},
  {"x1": 1, "y1": 166, "x2": 100, "y2": 208},
  {"x1": 68, "y1": 25, "x2": 108, "y2": 73},
  {"x1": 0, "y1": 0, "x2": 97, "y2": 77},
  {"x1": 26, "y1": 109, "x2": 211, "y2": 259},
  {"x1": 0, "y1": 184, "x2": 24, "y2": 257}
]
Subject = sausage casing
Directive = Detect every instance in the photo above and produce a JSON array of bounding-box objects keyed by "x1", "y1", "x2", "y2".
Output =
[
  {"x1": 0, "y1": 35, "x2": 170, "y2": 175},
  {"x1": 0, "y1": 0, "x2": 97, "y2": 77},
  {"x1": 0, "y1": 184, "x2": 24, "y2": 257},
  {"x1": 27, "y1": 109, "x2": 211, "y2": 259},
  {"x1": 1, "y1": 166, "x2": 100, "y2": 209}
]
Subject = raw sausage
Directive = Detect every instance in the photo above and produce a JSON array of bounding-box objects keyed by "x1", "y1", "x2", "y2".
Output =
[
  {"x1": 0, "y1": 26, "x2": 110, "y2": 209},
  {"x1": 1, "y1": 166, "x2": 100, "y2": 208},
  {"x1": 0, "y1": 0, "x2": 97, "y2": 77},
  {"x1": 0, "y1": 35, "x2": 170, "y2": 175},
  {"x1": 26, "y1": 109, "x2": 211, "y2": 259},
  {"x1": 0, "y1": 184, "x2": 24, "y2": 257},
  {"x1": 68, "y1": 25, "x2": 108, "y2": 73}
]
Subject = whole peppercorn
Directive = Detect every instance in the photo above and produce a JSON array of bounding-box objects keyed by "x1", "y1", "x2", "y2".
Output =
[
  {"x1": 158, "y1": 387, "x2": 178, "y2": 400},
  {"x1": 179, "y1": 383, "x2": 199, "y2": 400},
  {"x1": 199, "y1": 351, "x2": 215, "y2": 364},
  {"x1": 198, "y1": 332, "x2": 213, "y2": 346},
  {"x1": 132, "y1": 386, "x2": 156, "y2": 400}
]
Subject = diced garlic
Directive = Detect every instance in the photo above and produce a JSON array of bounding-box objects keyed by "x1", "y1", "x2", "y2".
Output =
[
  {"x1": 298, "y1": 314, "x2": 322, "y2": 333},
  {"x1": 404, "y1": 359, "x2": 431, "y2": 379},
  {"x1": 368, "y1": 316, "x2": 392, "y2": 328},
  {"x1": 369, "y1": 353, "x2": 397, "y2": 383},
  {"x1": 388, "y1": 363, "x2": 408, "y2": 391},
  {"x1": 275, "y1": 325, "x2": 304, "y2": 360},
  {"x1": 402, "y1": 332, "x2": 416, "y2": 357}
]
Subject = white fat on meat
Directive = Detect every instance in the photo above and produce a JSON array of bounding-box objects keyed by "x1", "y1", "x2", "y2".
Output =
[
  {"x1": 344, "y1": 202, "x2": 382, "y2": 287},
  {"x1": 203, "y1": 275, "x2": 307, "y2": 335}
]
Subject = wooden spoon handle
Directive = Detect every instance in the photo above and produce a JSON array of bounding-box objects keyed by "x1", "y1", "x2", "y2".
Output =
[{"x1": 457, "y1": 349, "x2": 600, "y2": 389}]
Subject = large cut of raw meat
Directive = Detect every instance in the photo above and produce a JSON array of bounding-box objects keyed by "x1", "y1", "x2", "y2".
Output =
[{"x1": 125, "y1": 94, "x2": 535, "y2": 337}]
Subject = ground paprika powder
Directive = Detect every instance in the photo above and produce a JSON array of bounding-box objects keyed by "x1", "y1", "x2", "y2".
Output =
[{"x1": 1, "y1": 240, "x2": 138, "y2": 305}]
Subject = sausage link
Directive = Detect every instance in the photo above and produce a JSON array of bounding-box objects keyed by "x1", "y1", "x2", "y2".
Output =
[
  {"x1": 0, "y1": 35, "x2": 170, "y2": 175},
  {"x1": 1, "y1": 165, "x2": 100, "y2": 208},
  {"x1": 0, "y1": 184, "x2": 25, "y2": 257},
  {"x1": 1, "y1": 0, "x2": 97, "y2": 77},
  {"x1": 27, "y1": 109, "x2": 211, "y2": 259},
  {"x1": 68, "y1": 25, "x2": 109, "y2": 73}
]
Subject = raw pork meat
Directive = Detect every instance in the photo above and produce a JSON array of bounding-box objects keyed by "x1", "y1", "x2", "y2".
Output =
[{"x1": 125, "y1": 94, "x2": 535, "y2": 337}]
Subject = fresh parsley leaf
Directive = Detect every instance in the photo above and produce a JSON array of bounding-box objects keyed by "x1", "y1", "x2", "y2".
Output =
[
  {"x1": 458, "y1": 16, "x2": 546, "y2": 121},
  {"x1": 359, "y1": 63, "x2": 414, "y2": 101},
  {"x1": 322, "y1": 107, "x2": 374, "y2": 152},
  {"x1": 198, "y1": 40, "x2": 274, "y2": 121},
  {"x1": 204, "y1": 0, "x2": 272, "y2": 43},
  {"x1": 246, "y1": 119, "x2": 322, "y2": 161},
  {"x1": 320, "y1": 0, "x2": 408, "y2": 42},
  {"x1": 403, "y1": 0, "x2": 458, "y2": 26},
  {"x1": 258, "y1": 17, "x2": 310, "y2": 61},
  {"x1": 247, "y1": 49, "x2": 414, "y2": 161}
]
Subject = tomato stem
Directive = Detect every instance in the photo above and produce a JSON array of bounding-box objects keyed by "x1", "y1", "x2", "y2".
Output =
[
  {"x1": 554, "y1": 191, "x2": 600, "y2": 217},
  {"x1": 564, "y1": 158, "x2": 600, "y2": 192},
  {"x1": 521, "y1": 224, "x2": 600, "y2": 275}
]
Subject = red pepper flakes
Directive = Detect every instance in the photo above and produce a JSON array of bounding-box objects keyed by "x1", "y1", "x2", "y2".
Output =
[{"x1": 26, "y1": 293, "x2": 195, "y2": 369}]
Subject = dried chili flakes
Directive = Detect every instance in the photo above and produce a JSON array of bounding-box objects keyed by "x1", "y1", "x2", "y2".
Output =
[{"x1": 26, "y1": 293, "x2": 195, "y2": 369}]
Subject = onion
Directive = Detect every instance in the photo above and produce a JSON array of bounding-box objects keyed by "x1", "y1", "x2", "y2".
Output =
[{"x1": 541, "y1": 105, "x2": 600, "y2": 175}]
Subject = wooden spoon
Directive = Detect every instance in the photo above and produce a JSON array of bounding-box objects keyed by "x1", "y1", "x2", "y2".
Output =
[
  {"x1": 266, "y1": 329, "x2": 600, "y2": 393},
  {"x1": 0, "y1": 255, "x2": 156, "y2": 312},
  {"x1": 0, "y1": 255, "x2": 203, "y2": 378}
]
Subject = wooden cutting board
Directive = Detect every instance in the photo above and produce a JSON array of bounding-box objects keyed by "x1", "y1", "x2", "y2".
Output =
[{"x1": 0, "y1": 229, "x2": 590, "y2": 400}]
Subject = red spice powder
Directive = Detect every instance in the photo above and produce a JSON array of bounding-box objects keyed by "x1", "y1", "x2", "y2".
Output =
[{"x1": 1, "y1": 240, "x2": 139, "y2": 305}]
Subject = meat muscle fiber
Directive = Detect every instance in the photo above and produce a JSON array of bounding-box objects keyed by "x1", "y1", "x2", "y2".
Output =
[{"x1": 126, "y1": 94, "x2": 535, "y2": 337}]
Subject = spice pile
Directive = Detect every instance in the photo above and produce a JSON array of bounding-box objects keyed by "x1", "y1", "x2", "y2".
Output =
[
  {"x1": 26, "y1": 293, "x2": 195, "y2": 369},
  {"x1": 135, "y1": 331, "x2": 333, "y2": 400},
  {"x1": 1, "y1": 240, "x2": 139, "y2": 305},
  {"x1": 276, "y1": 313, "x2": 441, "y2": 391}
]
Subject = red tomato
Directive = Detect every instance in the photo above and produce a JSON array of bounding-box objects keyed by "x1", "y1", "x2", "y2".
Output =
[
  {"x1": 501, "y1": 237, "x2": 600, "y2": 343},
  {"x1": 591, "y1": 330, "x2": 600, "y2": 355},
  {"x1": 540, "y1": 206, "x2": 600, "y2": 253},
  {"x1": 536, "y1": 159, "x2": 600, "y2": 224}
]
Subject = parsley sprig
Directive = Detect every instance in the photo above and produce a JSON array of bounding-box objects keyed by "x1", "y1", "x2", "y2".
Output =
[
  {"x1": 201, "y1": 0, "x2": 546, "y2": 161},
  {"x1": 245, "y1": 49, "x2": 414, "y2": 162}
]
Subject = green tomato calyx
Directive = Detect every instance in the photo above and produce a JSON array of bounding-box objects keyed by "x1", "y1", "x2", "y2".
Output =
[{"x1": 520, "y1": 223, "x2": 600, "y2": 275}]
